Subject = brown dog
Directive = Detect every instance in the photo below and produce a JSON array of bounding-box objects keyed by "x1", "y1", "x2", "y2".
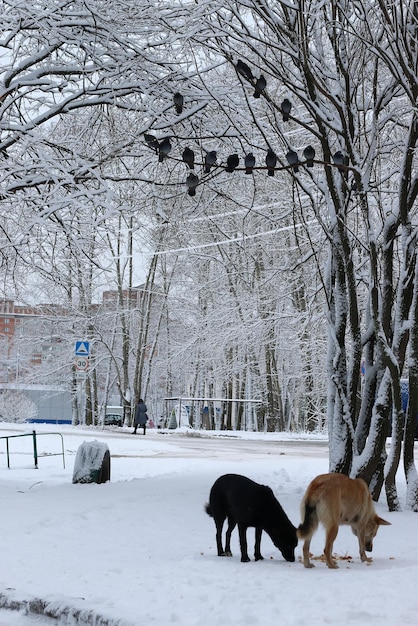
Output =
[{"x1": 297, "y1": 473, "x2": 391, "y2": 568}]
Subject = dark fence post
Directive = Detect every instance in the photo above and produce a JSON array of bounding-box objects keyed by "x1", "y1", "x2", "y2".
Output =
[{"x1": 32, "y1": 430, "x2": 38, "y2": 469}]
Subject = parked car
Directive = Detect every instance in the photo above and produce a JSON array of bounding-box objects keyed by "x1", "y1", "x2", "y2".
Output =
[{"x1": 104, "y1": 413, "x2": 123, "y2": 427}]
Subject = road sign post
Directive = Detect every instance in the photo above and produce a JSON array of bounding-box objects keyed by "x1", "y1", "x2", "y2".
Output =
[
  {"x1": 75, "y1": 356, "x2": 89, "y2": 372},
  {"x1": 74, "y1": 342, "x2": 90, "y2": 420},
  {"x1": 75, "y1": 341, "x2": 90, "y2": 357}
]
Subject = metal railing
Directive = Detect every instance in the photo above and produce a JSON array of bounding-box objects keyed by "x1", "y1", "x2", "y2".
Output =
[{"x1": 0, "y1": 430, "x2": 65, "y2": 469}]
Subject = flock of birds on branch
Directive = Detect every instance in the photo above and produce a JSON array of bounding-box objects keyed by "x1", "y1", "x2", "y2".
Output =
[{"x1": 144, "y1": 60, "x2": 349, "y2": 197}]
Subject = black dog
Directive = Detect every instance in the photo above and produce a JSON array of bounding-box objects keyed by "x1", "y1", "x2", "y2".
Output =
[{"x1": 205, "y1": 474, "x2": 298, "y2": 562}]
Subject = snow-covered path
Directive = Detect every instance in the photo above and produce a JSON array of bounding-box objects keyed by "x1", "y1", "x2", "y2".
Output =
[{"x1": 0, "y1": 424, "x2": 416, "y2": 625}]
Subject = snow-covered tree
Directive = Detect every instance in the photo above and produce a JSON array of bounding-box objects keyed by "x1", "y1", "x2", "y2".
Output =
[
  {"x1": 0, "y1": 0, "x2": 205, "y2": 277},
  {"x1": 0, "y1": 389, "x2": 38, "y2": 422},
  {"x1": 149, "y1": 0, "x2": 418, "y2": 509},
  {"x1": 0, "y1": 0, "x2": 206, "y2": 423}
]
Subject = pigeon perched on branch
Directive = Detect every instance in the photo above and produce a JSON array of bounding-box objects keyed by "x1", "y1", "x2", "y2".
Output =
[
  {"x1": 144, "y1": 134, "x2": 159, "y2": 152},
  {"x1": 286, "y1": 149, "x2": 299, "y2": 172},
  {"x1": 244, "y1": 152, "x2": 256, "y2": 174},
  {"x1": 333, "y1": 151, "x2": 349, "y2": 178},
  {"x1": 186, "y1": 173, "x2": 199, "y2": 196},
  {"x1": 236, "y1": 60, "x2": 254, "y2": 80},
  {"x1": 203, "y1": 150, "x2": 217, "y2": 173},
  {"x1": 225, "y1": 153, "x2": 239, "y2": 172},
  {"x1": 303, "y1": 145, "x2": 315, "y2": 167},
  {"x1": 253, "y1": 75, "x2": 266, "y2": 98},
  {"x1": 265, "y1": 148, "x2": 277, "y2": 176},
  {"x1": 281, "y1": 98, "x2": 292, "y2": 121},
  {"x1": 333, "y1": 151, "x2": 349, "y2": 172},
  {"x1": 182, "y1": 147, "x2": 195, "y2": 169},
  {"x1": 158, "y1": 137, "x2": 172, "y2": 162}
]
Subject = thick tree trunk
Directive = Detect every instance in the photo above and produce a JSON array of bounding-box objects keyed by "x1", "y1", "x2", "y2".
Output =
[{"x1": 404, "y1": 261, "x2": 418, "y2": 510}]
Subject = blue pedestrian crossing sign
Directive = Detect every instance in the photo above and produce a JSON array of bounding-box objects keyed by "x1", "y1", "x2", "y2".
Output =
[{"x1": 75, "y1": 341, "x2": 90, "y2": 356}]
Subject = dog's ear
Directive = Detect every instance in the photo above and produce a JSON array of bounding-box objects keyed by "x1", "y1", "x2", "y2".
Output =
[{"x1": 376, "y1": 516, "x2": 391, "y2": 526}]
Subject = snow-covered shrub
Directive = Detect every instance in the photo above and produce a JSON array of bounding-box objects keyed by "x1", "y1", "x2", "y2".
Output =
[{"x1": 0, "y1": 390, "x2": 38, "y2": 423}]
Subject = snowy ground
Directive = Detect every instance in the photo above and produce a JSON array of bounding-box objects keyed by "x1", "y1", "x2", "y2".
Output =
[{"x1": 0, "y1": 423, "x2": 416, "y2": 625}]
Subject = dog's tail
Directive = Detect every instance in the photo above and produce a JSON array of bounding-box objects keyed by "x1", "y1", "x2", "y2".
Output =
[
  {"x1": 297, "y1": 499, "x2": 318, "y2": 539},
  {"x1": 205, "y1": 503, "x2": 213, "y2": 517}
]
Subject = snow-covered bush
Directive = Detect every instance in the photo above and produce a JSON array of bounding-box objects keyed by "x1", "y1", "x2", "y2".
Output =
[{"x1": 0, "y1": 390, "x2": 38, "y2": 423}]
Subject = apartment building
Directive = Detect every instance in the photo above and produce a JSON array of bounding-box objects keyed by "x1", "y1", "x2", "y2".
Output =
[
  {"x1": 0, "y1": 287, "x2": 153, "y2": 384},
  {"x1": 0, "y1": 299, "x2": 67, "y2": 383}
]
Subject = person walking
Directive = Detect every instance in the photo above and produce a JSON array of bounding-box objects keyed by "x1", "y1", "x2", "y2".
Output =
[{"x1": 133, "y1": 398, "x2": 148, "y2": 435}]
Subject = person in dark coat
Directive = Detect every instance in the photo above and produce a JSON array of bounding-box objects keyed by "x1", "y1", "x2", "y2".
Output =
[{"x1": 133, "y1": 398, "x2": 148, "y2": 435}]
